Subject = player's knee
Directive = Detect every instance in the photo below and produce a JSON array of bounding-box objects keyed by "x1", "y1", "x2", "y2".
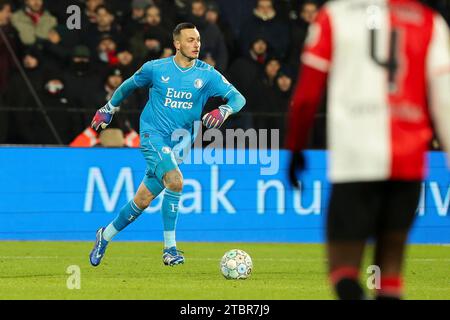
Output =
[
  {"x1": 164, "y1": 172, "x2": 183, "y2": 192},
  {"x1": 166, "y1": 178, "x2": 183, "y2": 192}
]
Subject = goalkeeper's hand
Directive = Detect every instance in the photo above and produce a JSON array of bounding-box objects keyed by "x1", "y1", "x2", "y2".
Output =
[
  {"x1": 288, "y1": 152, "x2": 306, "y2": 189},
  {"x1": 202, "y1": 105, "x2": 232, "y2": 129},
  {"x1": 91, "y1": 101, "x2": 119, "y2": 131}
]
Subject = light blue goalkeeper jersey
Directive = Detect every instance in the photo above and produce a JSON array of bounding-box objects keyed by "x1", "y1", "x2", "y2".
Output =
[{"x1": 110, "y1": 56, "x2": 246, "y2": 146}]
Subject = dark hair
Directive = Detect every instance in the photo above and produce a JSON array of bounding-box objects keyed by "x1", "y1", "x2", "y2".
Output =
[
  {"x1": 172, "y1": 22, "x2": 196, "y2": 40},
  {"x1": 0, "y1": 0, "x2": 11, "y2": 11},
  {"x1": 95, "y1": 4, "x2": 113, "y2": 15},
  {"x1": 191, "y1": 0, "x2": 206, "y2": 7},
  {"x1": 302, "y1": 0, "x2": 318, "y2": 9},
  {"x1": 145, "y1": 4, "x2": 160, "y2": 13}
]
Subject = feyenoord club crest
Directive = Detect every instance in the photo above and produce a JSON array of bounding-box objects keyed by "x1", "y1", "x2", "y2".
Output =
[{"x1": 194, "y1": 79, "x2": 203, "y2": 89}]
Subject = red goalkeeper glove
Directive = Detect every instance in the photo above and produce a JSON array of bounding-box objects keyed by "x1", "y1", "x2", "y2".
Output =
[
  {"x1": 202, "y1": 105, "x2": 232, "y2": 129},
  {"x1": 91, "y1": 102, "x2": 119, "y2": 131},
  {"x1": 288, "y1": 152, "x2": 306, "y2": 189}
]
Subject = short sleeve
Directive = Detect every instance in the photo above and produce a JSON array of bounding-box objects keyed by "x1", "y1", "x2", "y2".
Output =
[
  {"x1": 132, "y1": 61, "x2": 154, "y2": 88},
  {"x1": 426, "y1": 13, "x2": 450, "y2": 79},
  {"x1": 207, "y1": 68, "x2": 235, "y2": 99},
  {"x1": 301, "y1": 8, "x2": 333, "y2": 73}
]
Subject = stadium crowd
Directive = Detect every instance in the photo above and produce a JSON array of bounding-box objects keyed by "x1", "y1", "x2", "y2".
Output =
[{"x1": 0, "y1": 0, "x2": 448, "y2": 146}]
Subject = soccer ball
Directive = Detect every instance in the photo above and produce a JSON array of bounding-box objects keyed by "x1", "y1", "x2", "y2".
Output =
[{"x1": 220, "y1": 249, "x2": 253, "y2": 280}]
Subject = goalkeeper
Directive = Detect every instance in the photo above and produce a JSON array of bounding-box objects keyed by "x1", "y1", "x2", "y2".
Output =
[{"x1": 89, "y1": 22, "x2": 246, "y2": 267}]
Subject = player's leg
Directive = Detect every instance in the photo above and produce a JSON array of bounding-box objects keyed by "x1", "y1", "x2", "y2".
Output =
[
  {"x1": 89, "y1": 169, "x2": 165, "y2": 266},
  {"x1": 140, "y1": 135, "x2": 185, "y2": 265},
  {"x1": 147, "y1": 142, "x2": 185, "y2": 266},
  {"x1": 327, "y1": 241, "x2": 366, "y2": 299},
  {"x1": 373, "y1": 181, "x2": 421, "y2": 300},
  {"x1": 373, "y1": 231, "x2": 409, "y2": 300},
  {"x1": 103, "y1": 181, "x2": 160, "y2": 241},
  {"x1": 326, "y1": 182, "x2": 382, "y2": 299},
  {"x1": 160, "y1": 168, "x2": 184, "y2": 266},
  {"x1": 162, "y1": 168, "x2": 183, "y2": 246}
]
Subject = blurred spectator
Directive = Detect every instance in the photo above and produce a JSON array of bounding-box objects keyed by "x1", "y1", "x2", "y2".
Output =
[
  {"x1": 0, "y1": 0, "x2": 16, "y2": 95},
  {"x1": 152, "y1": 0, "x2": 177, "y2": 30},
  {"x1": 239, "y1": 0, "x2": 290, "y2": 60},
  {"x1": 187, "y1": 0, "x2": 228, "y2": 71},
  {"x1": 0, "y1": 0, "x2": 14, "y2": 143},
  {"x1": 124, "y1": 0, "x2": 154, "y2": 37},
  {"x1": 84, "y1": 0, "x2": 104, "y2": 24},
  {"x1": 84, "y1": 5, "x2": 122, "y2": 52},
  {"x1": 145, "y1": 3, "x2": 174, "y2": 35},
  {"x1": 106, "y1": 0, "x2": 132, "y2": 26},
  {"x1": 262, "y1": 57, "x2": 281, "y2": 87},
  {"x1": 133, "y1": 0, "x2": 153, "y2": 22},
  {"x1": 227, "y1": 37, "x2": 269, "y2": 114},
  {"x1": 258, "y1": 66, "x2": 295, "y2": 142},
  {"x1": 265, "y1": 67, "x2": 294, "y2": 112},
  {"x1": 172, "y1": 0, "x2": 192, "y2": 21},
  {"x1": 204, "y1": 1, "x2": 236, "y2": 64},
  {"x1": 43, "y1": 24, "x2": 84, "y2": 67},
  {"x1": 129, "y1": 5, "x2": 173, "y2": 64},
  {"x1": 288, "y1": 0, "x2": 318, "y2": 69},
  {"x1": 63, "y1": 45, "x2": 101, "y2": 113},
  {"x1": 116, "y1": 48, "x2": 136, "y2": 77},
  {"x1": 11, "y1": 0, "x2": 57, "y2": 46},
  {"x1": 300, "y1": 0, "x2": 319, "y2": 22},
  {"x1": 5, "y1": 51, "x2": 48, "y2": 144},
  {"x1": 94, "y1": 34, "x2": 119, "y2": 71},
  {"x1": 215, "y1": 0, "x2": 256, "y2": 38},
  {"x1": 92, "y1": 67, "x2": 140, "y2": 129},
  {"x1": 40, "y1": 72, "x2": 85, "y2": 144},
  {"x1": 94, "y1": 67, "x2": 124, "y2": 104}
]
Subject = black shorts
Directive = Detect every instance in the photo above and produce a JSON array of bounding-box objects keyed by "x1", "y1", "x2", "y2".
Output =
[{"x1": 327, "y1": 180, "x2": 421, "y2": 241}]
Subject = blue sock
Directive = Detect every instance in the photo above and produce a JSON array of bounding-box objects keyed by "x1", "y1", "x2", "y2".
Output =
[
  {"x1": 162, "y1": 189, "x2": 181, "y2": 248},
  {"x1": 111, "y1": 200, "x2": 144, "y2": 232}
]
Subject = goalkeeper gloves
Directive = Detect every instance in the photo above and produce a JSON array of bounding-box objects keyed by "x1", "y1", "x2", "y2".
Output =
[
  {"x1": 288, "y1": 152, "x2": 306, "y2": 189},
  {"x1": 202, "y1": 105, "x2": 232, "y2": 129},
  {"x1": 91, "y1": 101, "x2": 119, "y2": 131}
]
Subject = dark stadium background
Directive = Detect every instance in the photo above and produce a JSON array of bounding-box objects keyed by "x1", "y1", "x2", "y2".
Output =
[{"x1": 0, "y1": 0, "x2": 448, "y2": 148}]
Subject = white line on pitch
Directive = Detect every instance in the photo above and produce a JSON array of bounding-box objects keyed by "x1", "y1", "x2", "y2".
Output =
[{"x1": 0, "y1": 256, "x2": 59, "y2": 259}]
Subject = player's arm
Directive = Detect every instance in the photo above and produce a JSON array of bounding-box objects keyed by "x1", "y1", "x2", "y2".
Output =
[
  {"x1": 91, "y1": 61, "x2": 154, "y2": 130},
  {"x1": 285, "y1": 7, "x2": 332, "y2": 187},
  {"x1": 202, "y1": 70, "x2": 246, "y2": 129},
  {"x1": 427, "y1": 13, "x2": 450, "y2": 162}
]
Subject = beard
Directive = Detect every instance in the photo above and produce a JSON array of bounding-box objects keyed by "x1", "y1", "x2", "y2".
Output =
[{"x1": 179, "y1": 47, "x2": 198, "y2": 60}]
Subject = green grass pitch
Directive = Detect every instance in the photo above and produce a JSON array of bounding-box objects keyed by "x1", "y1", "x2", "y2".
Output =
[{"x1": 0, "y1": 241, "x2": 449, "y2": 299}]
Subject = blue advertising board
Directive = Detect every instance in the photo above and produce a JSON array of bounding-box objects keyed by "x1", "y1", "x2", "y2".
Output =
[{"x1": 0, "y1": 147, "x2": 448, "y2": 243}]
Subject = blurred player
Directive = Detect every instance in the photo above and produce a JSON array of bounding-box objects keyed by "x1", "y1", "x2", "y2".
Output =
[
  {"x1": 286, "y1": 0, "x2": 449, "y2": 299},
  {"x1": 89, "y1": 22, "x2": 246, "y2": 267}
]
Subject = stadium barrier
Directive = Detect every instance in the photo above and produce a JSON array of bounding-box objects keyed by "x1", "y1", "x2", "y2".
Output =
[{"x1": 0, "y1": 147, "x2": 448, "y2": 243}]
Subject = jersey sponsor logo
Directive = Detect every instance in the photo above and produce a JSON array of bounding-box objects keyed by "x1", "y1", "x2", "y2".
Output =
[
  {"x1": 194, "y1": 78, "x2": 204, "y2": 89},
  {"x1": 161, "y1": 76, "x2": 170, "y2": 83},
  {"x1": 164, "y1": 88, "x2": 194, "y2": 109}
]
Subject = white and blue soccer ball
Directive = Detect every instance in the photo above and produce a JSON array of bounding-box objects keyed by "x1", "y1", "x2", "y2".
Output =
[{"x1": 220, "y1": 249, "x2": 253, "y2": 280}]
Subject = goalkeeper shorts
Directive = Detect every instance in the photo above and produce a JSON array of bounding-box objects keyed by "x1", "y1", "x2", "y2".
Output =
[{"x1": 140, "y1": 132, "x2": 179, "y2": 193}]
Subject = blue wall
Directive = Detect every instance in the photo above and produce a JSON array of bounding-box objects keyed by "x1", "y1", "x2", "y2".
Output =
[{"x1": 0, "y1": 147, "x2": 448, "y2": 243}]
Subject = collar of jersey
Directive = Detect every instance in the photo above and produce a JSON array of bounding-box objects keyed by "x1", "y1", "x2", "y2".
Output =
[{"x1": 172, "y1": 56, "x2": 197, "y2": 73}]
